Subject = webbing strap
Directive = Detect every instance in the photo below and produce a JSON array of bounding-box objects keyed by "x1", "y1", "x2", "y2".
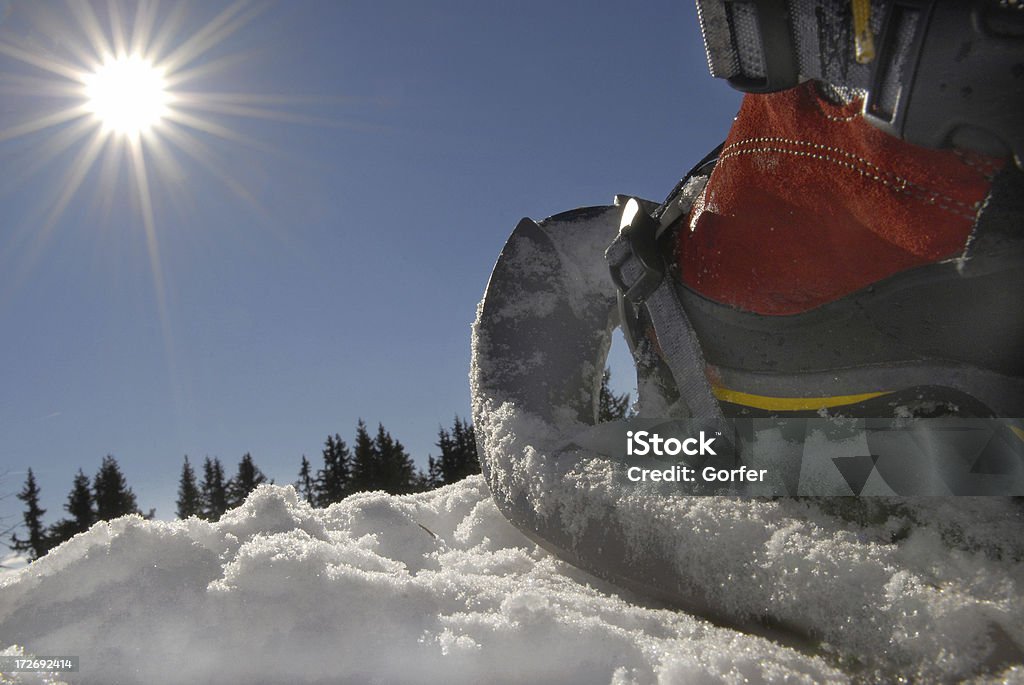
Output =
[
  {"x1": 606, "y1": 200, "x2": 724, "y2": 420},
  {"x1": 696, "y1": 1, "x2": 1024, "y2": 166},
  {"x1": 695, "y1": 0, "x2": 917, "y2": 100}
]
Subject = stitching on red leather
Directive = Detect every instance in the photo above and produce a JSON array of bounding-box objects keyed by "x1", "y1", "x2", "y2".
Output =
[
  {"x1": 811, "y1": 104, "x2": 861, "y2": 122},
  {"x1": 820, "y1": 110, "x2": 860, "y2": 122},
  {"x1": 719, "y1": 137, "x2": 982, "y2": 220},
  {"x1": 808, "y1": 90, "x2": 863, "y2": 122},
  {"x1": 953, "y1": 149, "x2": 1000, "y2": 181}
]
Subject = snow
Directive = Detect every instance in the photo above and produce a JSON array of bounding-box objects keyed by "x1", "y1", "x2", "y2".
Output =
[
  {"x1": 470, "y1": 394, "x2": 1024, "y2": 682},
  {"x1": 1, "y1": 480, "x2": 850, "y2": 685}
]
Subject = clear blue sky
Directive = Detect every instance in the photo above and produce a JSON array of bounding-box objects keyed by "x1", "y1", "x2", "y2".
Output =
[{"x1": 0, "y1": 0, "x2": 740, "y2": 524}]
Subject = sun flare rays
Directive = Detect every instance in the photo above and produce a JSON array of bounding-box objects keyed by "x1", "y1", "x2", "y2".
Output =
[
  {"x1": 0, "y1": 0, "x2": 286, "y2": 185},
  {"x1": 0, "y1": 1, "x2": 320, "y2": 296},
  {"x1": 0, "y1": 0, "x2": 315, "y2": 417}
]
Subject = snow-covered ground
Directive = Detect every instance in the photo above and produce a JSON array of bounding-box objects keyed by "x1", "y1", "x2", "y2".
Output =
[{"x1": 1, "y1": 478, "x2": 1021, "y2": 684}]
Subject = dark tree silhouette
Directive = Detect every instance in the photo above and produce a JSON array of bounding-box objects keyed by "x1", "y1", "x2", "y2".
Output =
[
  {"x1": 431, "y1": 417, "x2": 481, "y2": 487},
  {"x1": 200, "y1": 457, "x2": 230, "y2": 520},
  {"x1": 65, "y1": 469, "x2": 95, "y2": 530},
  {"x1": 295, "y1": 455, "x2": 316, "y2": 506},
  {"x1": 349, "y1": 420, "x2": 377, "y2": 494},
  {"x1": 176, "y1": 457, "x2": 203, "y2": 519},
  {"x1": 48, "y1": 469, "x2": 95, "y2": 545},
  {"x1": 598, "y1": 368, "x2": 632, "y2": 422},
  {"x1": 425, "y1": 454, "x2": 443, "y2": 490},
  {"x1": 315, "y1": 435, "x2": 351, "y2": 506},
  {"x1": 10, "y1": 469, "x2": 50, "y2": 561},
  {"x1": 373, "y1": 423, "x2": 416, "y2": 495},
  {"x1": 93, "y1": 456, "x2": 140, "y2": 521},
  {"x1": 227, "y1": 453, "x2": 269, "y2": 508}
]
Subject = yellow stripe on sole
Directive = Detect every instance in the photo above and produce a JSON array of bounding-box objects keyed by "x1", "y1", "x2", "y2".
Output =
[{"x1": 712, "y1": 386, "x2": 891, "y2": 412}]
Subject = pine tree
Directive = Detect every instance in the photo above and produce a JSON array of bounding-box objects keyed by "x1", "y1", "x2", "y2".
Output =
[
  {"x1": 451, "y1": 417, "x2": 480, "y2": 480},
  {"x1": 598, "y1": 368, "x2": 632, "y2": 422},
  {"x1": 227, "y1": 453, "x2": 269, "y2": 508},
  {"x1": 10, "y1": 469, "x2": 50, "y2": 561},
  {"x1": 432, "y1": 417, "x2": 481, "y2": 487},
  {"x1": 176, "y1": 457, "x2": 203, "y2": 519},
  {"x1": 349, "y1": 420, "x2": 378, "y2": 494},
  {"x1": 65, "y1": 469, "x2": 95, "y2": 531},
  {"x1": 436, "y1": 425, "x2": 455, "y2": 482},
  {"x1": 411, "y1": 468, "x2": 434, "y2": 493},
  {"x1": 374, "y1": 423, "x2": 416, "y2": 495},
  {"x1": 425, "y1": 454, "x2": 443, "y2": 489},
  {"x1": 295, "y1": 455, "x2": 316, "y2": 506},
  {"x1": 200, "y1": 457, "x2": 230, "y2": 520},
  {"x1": 93, "y1": 456, "x2": 140, "y2": 521},
  {"x1": 315, "y1": 434, "x2": 351, "y2": 506},
  {"x1": 47, "y1": 469, "x2": 95, "y2": 546}
]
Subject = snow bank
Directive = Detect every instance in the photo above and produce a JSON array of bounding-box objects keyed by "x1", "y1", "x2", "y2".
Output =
[{"x1": 1, "y1": 479, "x2": 845, "y2": 685}]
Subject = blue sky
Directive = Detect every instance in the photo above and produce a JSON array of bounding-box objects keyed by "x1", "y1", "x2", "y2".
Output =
[{"x1": 0, "y1": 0, "x2": 741, "y2": 524}]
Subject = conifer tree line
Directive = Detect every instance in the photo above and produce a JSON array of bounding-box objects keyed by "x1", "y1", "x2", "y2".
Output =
[
  {"x1": 292, "y1": 418, "x2": 480, "y2": 508},
  {"x1": 8, "y1": 415, "x2": 496, "y2": 560},
  {"x1": 173, "y1": 453, "x2": 269, "y2": 521},
  {"x1": 8, "y1": 374, "x2": 631, "y2": 562},
  {"x1": 10, "y1": 456, "x2": 152, "y2": 561}
]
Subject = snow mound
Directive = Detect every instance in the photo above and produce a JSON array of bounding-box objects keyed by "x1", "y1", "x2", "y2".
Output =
[{"x1": 1, "y1": 479, "x2": 844, "y2": 685}]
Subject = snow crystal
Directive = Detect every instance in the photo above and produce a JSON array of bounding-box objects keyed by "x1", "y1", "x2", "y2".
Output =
[{"x1": 0, "y1": 480, "x2": 846, "y2": 685}]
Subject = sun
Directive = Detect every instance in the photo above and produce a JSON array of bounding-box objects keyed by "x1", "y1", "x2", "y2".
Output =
[
  {"x1": 84, "y1": 54, "x2": 169, "y2": 136},
  {"x1": 0, "y1": 0, "x2": 317, "y2": 289}
]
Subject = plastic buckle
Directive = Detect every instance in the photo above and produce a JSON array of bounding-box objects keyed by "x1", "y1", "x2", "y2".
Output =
[
  {"x1": 609, "y1": 199, "x2": 665, "y2": 305},
  {"x1": 724, "y1": 0, "x2": 800, "y2": 94},
  {"x1": 864, "y1": 0, "x2": 936, "y2": 137},
  {"x1": 865, "y1": 0, "x2": 1024, "y2": 167},
  {"x1": 609, "y1": 199, "x2": 666, "y2": 355}
]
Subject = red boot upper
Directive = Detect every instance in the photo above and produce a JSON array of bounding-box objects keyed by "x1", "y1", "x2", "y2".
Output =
[{"x1": 680, "y1": 82, "x2": 1003, "y2": 316}]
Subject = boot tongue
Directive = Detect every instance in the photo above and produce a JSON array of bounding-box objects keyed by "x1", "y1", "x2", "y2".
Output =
[{"x1": 679, "y1": 81, "x2": 1004, "y2": 316}]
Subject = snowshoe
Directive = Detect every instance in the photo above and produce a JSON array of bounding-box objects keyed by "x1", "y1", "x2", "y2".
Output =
[
  {"x1": 469, "y1": 193, "x2": 1024, "y2": 677},
  {"x1": 470, "y1": 83, "x2": 1024, "y2": 677}
]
